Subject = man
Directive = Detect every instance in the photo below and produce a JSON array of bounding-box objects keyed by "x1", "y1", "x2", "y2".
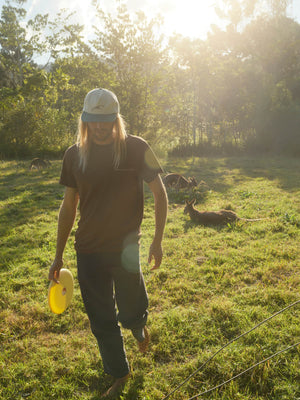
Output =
[{"x1": 48, "y1": 88, "x2": 168, "y2": 398}]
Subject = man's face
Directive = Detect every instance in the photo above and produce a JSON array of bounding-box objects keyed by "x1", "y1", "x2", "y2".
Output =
[{"x1": 88, "y1": 121, "x2": 115, "y2": 145}]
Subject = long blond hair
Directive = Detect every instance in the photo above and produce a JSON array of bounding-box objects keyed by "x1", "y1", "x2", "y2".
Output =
[{"x1": 77, "y1": 114, "x2": 127, "y2": 171}]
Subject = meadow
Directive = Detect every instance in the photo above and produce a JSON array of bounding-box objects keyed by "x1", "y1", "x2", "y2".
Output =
[{"x1": 0, "y1": 156, "x2": 299, "y2": 400}]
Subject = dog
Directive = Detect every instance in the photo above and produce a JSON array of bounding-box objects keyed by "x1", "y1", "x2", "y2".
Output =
[
  {"x1": 29, "y1": 158, "x2": 51, "y2": 170},
  {"x1": 163, "y1": 173, "x2": 197, "y2": 189},
  {"x1": 184, "y1": 199, "x2": 264, "y2": 225}
]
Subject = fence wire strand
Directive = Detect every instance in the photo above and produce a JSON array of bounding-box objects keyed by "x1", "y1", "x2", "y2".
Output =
[
  {"x1": 187, "y1": 341, "x2": 300, "y2": 400},
  {"x1": 162, "y1": 299, "x2": 300, "y2": 400}
]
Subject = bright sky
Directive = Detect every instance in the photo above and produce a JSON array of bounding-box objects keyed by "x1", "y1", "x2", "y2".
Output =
[
  {"x1": 7, "y1": 0, "x2": 223, "y2": 40},
  {"x1": 1, "y1": 0, "x2": 300, "y2": 41}
]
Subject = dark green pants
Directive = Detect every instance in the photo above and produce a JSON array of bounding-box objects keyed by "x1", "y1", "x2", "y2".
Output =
[{"x1": 77, "y1": 250, "x2": 148, "y2": 378}]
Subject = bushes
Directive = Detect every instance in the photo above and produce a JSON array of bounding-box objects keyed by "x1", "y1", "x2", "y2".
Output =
[{"x1": 0, "y1": 103, "x2": 75, "y2": 158}]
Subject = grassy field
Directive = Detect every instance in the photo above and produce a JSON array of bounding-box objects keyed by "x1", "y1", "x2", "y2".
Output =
[{"x1": 0, "y1": 156, "x2": 299, "y2": 400}]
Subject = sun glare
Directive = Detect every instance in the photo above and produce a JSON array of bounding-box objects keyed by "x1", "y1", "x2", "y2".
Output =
[
  {"x1": 162, "y1": 0, "x2": 220, "y2": 39},
  {"x1": 24, "y1": 0, "x2": 221, "y2": 42}
]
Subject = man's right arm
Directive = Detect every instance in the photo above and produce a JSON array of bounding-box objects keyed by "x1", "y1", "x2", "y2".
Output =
[{"x1": 48, "y1": 186, "x2": 79, "y2": 282}]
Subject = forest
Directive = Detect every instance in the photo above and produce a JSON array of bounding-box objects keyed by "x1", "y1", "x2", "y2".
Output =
[{"x1": 1, "y1": 0, "x2": 300, "y2": 158}]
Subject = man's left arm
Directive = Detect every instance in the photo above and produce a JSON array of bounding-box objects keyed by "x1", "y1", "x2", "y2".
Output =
[{"x1": 147, "y1": 175, "x2": 168, "y2": 270}]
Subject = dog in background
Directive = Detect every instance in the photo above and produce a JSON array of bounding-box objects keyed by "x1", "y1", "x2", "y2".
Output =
[
  {"x1": 184, "y1": 199, "x2": 264, "y2": 225},
  {"x1": 29, "y1": 158, "x2": 51, "y2": 170},
  {"x1": 163, "y1": 173, "x2": 197, "y2": 189}
]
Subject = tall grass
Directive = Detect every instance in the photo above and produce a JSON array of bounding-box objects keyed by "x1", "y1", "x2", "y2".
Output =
[{"x1": 1, "y1": 156, "x2": 299, "y2": 400}]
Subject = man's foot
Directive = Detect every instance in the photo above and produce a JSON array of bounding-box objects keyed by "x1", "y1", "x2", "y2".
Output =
[
  {"x1": 101, "y1": 374, "x2": 130, "y2": 398},
  {"x1": 137, "y1": 326, "x2": 150, "y2": 354}
]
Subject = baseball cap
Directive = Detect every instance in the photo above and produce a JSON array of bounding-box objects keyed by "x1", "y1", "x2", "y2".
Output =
[{"x1": 81, "y1": 88, "x2": 120, "y2": 122}]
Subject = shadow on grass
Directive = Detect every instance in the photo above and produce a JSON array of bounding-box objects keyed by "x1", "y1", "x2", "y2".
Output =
[
  {"x1": 0, "y1": 163, "x2": 65, "y2": 269},
  {"x1": 0, "y1": 165, "x2": 63, "y2": 232},
  {"x1": 183, "y1": 219, "x2": 230, "y2": 233},
  {"x1": 0, "y1": 161, "x2": 61, "y2": 200},
  {"x1": 165, "y1": 157, "x2": 233, "y2": 194},
  {"x1": 224, "y1": 157, "x2": 300, "y2": 192},
  {"x1": 89, "y1": 372, "x2": 145, "y2": 400},
  {"x1": 124, "y1": 373, "x2": 145, "y2": 400},
  {"x1": 165, "y1": 187, "x2": 208, "y2": 206},
  {"x1": 166, "y1": 156, "x2": 300, "y2": 194}
]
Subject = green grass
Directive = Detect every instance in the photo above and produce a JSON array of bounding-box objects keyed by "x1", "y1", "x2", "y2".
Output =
[{"x1": 0, "y1": 156, "x2": 299, "y2": 400}]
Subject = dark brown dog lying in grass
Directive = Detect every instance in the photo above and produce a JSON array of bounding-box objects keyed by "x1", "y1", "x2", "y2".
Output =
[
  {"x1": 29, "y1": 158, "x2": 51, "y2": 170},
  {"x1": 163, "y1": 173, "x2": 197, "y2": 189},
  {"x1": 184, "y1": 199, "x2": 263, "y2": 225}
]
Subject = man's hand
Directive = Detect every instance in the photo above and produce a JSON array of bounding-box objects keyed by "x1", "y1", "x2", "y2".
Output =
[
  {"x1": 147, "y1": 176, "x2": 167, "y2": 271},
  {"x1": 48, "y1": 258, "x2": 63, "y2": 283},
  {"x1": 148, "y1": 241, "x2": 163, "y2": 271},
  {"x1": 48, "y1": 187, "x2": 78, "y2": 284}
]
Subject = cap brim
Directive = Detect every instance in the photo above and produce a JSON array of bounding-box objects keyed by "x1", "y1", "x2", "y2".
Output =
[
  {"x1": 81, "y1": 112, "x2": 117, "y2": 123},
  {"x1": 81, "y1": 111, "x2": 117, "y2": 122}
]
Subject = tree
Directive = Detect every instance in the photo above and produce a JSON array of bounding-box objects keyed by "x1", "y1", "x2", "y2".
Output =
[
  {"x1": 0, "y1": 0, "x2": 36, "y2": 88},
  {"x1": 0, "y1": 1, "x2": 90, "y2": 156},
  {"x1": 91, "y1": 2, "x2": 166, "y2": 138},
  {"x1": 214, "y1": 0, "x2": 292, "y2": 29},
  {"x1": 167, "y1": 36, "x2": 213, "y2": 146},
  {"x1": 1, "y1": 0, "x2": 300, "y2": 157}
]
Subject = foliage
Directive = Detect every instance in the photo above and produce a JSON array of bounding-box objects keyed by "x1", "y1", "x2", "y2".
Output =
[
  {"x1": 0, "y1": 0, "x2": 300, "y2": 156},
  {"x1": 91, "y1": 3, "x2": 166, "y2": 139},
  {"x1": 0, "y1": 0, "x2": 87, "y2": 157}
]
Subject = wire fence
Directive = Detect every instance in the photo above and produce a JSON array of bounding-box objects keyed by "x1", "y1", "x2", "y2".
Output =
[
  {"x1": 162, "y1": 299, "x2": 300, "y2": 400},
  {"x1": 187, "y1": 341, "x2": 300, "y2": 400}
]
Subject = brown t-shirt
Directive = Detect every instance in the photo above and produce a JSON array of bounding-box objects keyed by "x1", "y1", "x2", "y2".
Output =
[{"x1": 60, "y1": 135, "x2": 163, "y2": 253}]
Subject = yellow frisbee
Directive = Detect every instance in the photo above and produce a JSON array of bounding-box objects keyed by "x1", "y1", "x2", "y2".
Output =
[{"x1": 48, "y1": 268, "x2": 74, "y2": 314}]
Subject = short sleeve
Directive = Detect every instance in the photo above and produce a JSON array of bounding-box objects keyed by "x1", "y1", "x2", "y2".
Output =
[
  {"x1": 140, "y1": 145, "x2": 163, "y2": 183},
  {"x1": 59, "y1": 146, "x2": 78, "y2": 188}
]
